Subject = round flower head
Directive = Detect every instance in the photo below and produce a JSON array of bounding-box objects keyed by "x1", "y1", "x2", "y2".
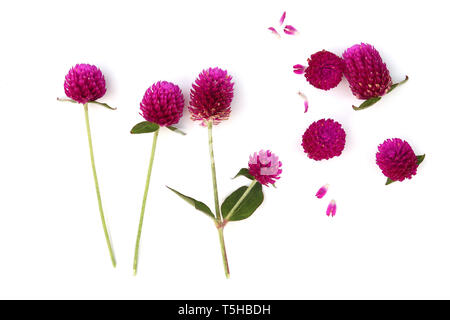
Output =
[
  {"x1": 302, "y1": 119, "x2": 346, "y2": 161},
  {"x1": 248, "y1": 150, "x2": 282, "y2": 186},
  {"x1": 376, "y1": 138, "x2": 418, "y2": 182},
  {"x1": 343, "y1": 43, "x2": 392, "y2": 100},
  {"x1": 64, "y1": 64, "x2": 106, "y2": 104},
  {"x1": 189, "y1": 67, "x2": 234, "y2": 125},
  {"x1": 140, "y1": 81, "x2": 185, "y2": 127},
  {"x1": 304, "y1": 50, "x2": 344, "y2": 90}
]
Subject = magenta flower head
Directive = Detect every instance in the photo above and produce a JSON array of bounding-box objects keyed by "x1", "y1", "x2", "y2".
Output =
[
  {"x1": 140, "y1": 81, "x2": 184, "y2": 127},
  {"x1": 64, "y1": 64, "x2": 106, "y2": 104},
  {"x1": 304, "y1": 50, "x2": 344, "y2": 90},
  {"x1": 248, "y1": 150, "x2": 282, "y2": 186},
  {"x1": 302, "y1": 119, "x2": 346, "y2": 161},
  {"x1": 189, "y1": 67, "x2": 234, "y2": 126},
  {"x1": 343, "y1": 43, "x2": 392, "y2": 100},
  {"x1": 376, "y1": 138, "x2": 419, "y2": 182}
]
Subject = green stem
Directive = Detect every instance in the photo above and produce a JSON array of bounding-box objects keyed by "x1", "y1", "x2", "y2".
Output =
[
  {"x1": 83, "y1": 103, "x2": 116, "y2": 267},
  {"x1": 208, "y1": 121, "x2": 221, "y2": 220},
  {"x1": 217, "y1": 227, "x2": 230, "y2": 279},
  {"x1": 207, "y1": 121, "x2": 230, "y2": 278},
  {"x1": 224, "y1": 180, "x2": 258, "y2": 222},
  {"x1": 133, "y1": 128, "x2": 160, "y2": 276}
]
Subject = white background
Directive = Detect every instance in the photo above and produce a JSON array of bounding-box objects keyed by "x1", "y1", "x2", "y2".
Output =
[{"x1": 0, "y1": 0, "x2": 448, "y2": 299}]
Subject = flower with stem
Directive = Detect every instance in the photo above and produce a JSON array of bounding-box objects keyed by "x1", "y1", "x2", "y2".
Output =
[
  {"x1": 57, "y1": 63, "x2": 117, "y2": 267},
  {"x1": 168, "y1": 68, "x2": 280, "y2": 278},
  {"x1": 130, "y1": 81, "x2": 185, "y2": 276}
]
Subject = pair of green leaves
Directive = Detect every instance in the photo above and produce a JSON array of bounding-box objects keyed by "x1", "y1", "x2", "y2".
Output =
[
  {"x1": 57, "y1": 98, "x2": 116, "y2": 110},
  {"x1": 167, "y1": 168, "x2": 264, "y2": 222},
  {"x1": 352, "y1": 76, "x2": 409, "y2": 111},
  {"x1": 385, "y1": 154, "x2": 426, "y2": 185},
  {"x1": 130, "y1": 121, "x2": 186, "y2": 135}
]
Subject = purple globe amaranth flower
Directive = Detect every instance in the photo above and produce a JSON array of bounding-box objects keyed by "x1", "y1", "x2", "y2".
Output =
[
  {"x1": 189, "y1": 67, "x2": 234, "y2": 126},
  {"x1": 64, "y1": 64, "x2": 106, "y2": 104},
  {"x1": 343, "y1": 43, "x2": 392, "y2": 100},
  {"x1": 248, "y1": 150, "x2": 282, "y2": 186},
  {"x1": 376, "y1": 138, "x2": 418, "y2": 182},
  {"x1": 304, "y1": 50, "x2": 344, "y2": 90},
  {"x1": 302, "y1": 119, "x2": 346, "y2": 161},
  {"x1": 140, "y1": 81, "x2": 185, "y2": 127}
]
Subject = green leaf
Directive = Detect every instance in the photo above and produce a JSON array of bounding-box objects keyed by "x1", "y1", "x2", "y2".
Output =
[
  {"x1": 352, "y1": 97, "x2": 382, "y2": 111},
  {"x1": 166, "y1": 186, "x2": 215, "y2": 219},
  {"x1": 57, "y1": 97, "x2": 77, "y2": 104},
  {"x1": 130, "y1": 121, "x2": 160, "y2": 134},
  {"x1": 387, "y1": 75, "x2": 409, "y2": 94},
  {"x1": 385, "y1": 154, "x2": 425, "y2": 185},
  {"x1": 89, "y1": 101, "x2": 117, "y2": 110},
  {"x1": 353, "y1": 76, "x2": 409, "y2": 111},
  {"x1": 233, "y1": 168, "x2": 254, "y2": 181},
  {"x1": 167, "y1": 126, "x2": 186, "y2": 136},
  {"x1": 221, "y1": 183, "x2": 264, "y2": 221}
]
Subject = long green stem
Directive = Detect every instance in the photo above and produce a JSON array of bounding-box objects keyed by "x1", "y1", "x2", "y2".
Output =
[
  {"x1": 83, "y1": 103, "x2": 116, "y2": 267},
  {"x1": 133, "y1": 128, "x2": 160, "y2": 276},
  {"x1": 208, "y1": 121, "x2": 230, "y2": 278},
  {"x1": 224, "y1": 180, "x2": 257, "y2": 222}
]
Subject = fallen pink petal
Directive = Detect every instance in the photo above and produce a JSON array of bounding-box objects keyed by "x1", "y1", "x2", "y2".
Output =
[
  {"x1": 298, "y1": 91, "x2": 309, "y2": 113},
  {"x1": 284, "y1": 25, "x2": 298, "y2": 35},
  {"x1": 268, "y1": 27, "x2": 281, "y2": 38},
  {"x1": 293, "y1": 64, "x2": 305, "y2": 75},
  {"x1": 279, "y1": 11, "x2": 286, "y2": 25},
  {"x1": 326, "y1": 200, "x2": 337, "y2": 217},
  {"x1": 316, "y1": 184, "x2": 329, "y2": 199}
]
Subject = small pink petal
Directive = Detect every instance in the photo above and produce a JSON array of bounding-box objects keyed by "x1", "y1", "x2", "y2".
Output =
[
  {"x1": 293, "y1": 64, "x2": 305, "y2": 75},
  {"x1": 326, "y1": 200, "x2": 337, "y2": 217},
  {"x1": 283, "y1": 25, "x2": 298, "y2": 35},
  {"x1": 268, "y1": 27, "x2": 281, "y2": 38},
  {"x1": 280, "y1": 11, "x2": 286, "y2": 26},
  {"x1": 315, "y1": 184, "x2": 329, "y2": 199},
  {"x1": 298, "y1": 91, "x2": 309, "y2": 113}
]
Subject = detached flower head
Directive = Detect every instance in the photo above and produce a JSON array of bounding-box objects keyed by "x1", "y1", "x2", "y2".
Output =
[
  {"x1": 140, "y1": 81, "x2": 184, "y2": 127},
  {"x1": 189, "y1": 67, "x2": 234, "y2": 126},
  {"x1": 248, "y1": 150, "x2": 282, "y2": 186},
  {"x1": 64, "y1": 64, "x2": 106, "y2": 104},
  {"x1": 376, "y1": 138, "x2": 418, "y2": 182},
  {"x1": 343, "y1": 43, "x2": 392, "y2": 100},
  {"x1": 302, "y1": 119, "x2": 346, "y2": 161},
  {"x1": 304, "y1": 50, "x2": 344, "y2": 90}
]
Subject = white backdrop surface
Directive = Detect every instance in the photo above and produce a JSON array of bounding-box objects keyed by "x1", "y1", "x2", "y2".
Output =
[{"x1": 0, "y1": 0, "x2": 448, "y2": 299}]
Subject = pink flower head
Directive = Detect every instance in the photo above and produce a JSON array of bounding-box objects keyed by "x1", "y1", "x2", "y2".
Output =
[
  {"x1": 248, "y1": 150, "x2": 282, "y2": 186},
  {"x1": 302, "y1": 119, "x2": 346, "y2": 161},
  {"x1": 64, "y1": 64, "x2": 106, "y2": 104},
  {"x1": 376, "y1": 138, "x2": 418, "y2": 182},
  {"x1": 326, "y1": 200, "x2": 336, "y2": 217},
  {"x1": 343, "y1": 43, "x2": 392, "y2": 100},
  {"x1": 189, "y1": 67, "x2": 234, "y2": 126},
  {"x1": 304, "y1": 50, "x2": 344, "y2": 90},
  {"x1": 316, "y1": 184, "x2": 329, "y2": 199},
  {"x1": 140, "y1": 81, "x2": 185, "y2": 127}
]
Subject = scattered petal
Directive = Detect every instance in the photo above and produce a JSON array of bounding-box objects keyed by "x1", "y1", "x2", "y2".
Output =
[
  {"x1": 293, "y1": 64, "x2": 306, "y2": 75},
  {"x1": 279, "y1": 11, "x2": 286, "y2": 25},
  {"x1": 268, "y1": 27, "x2": 281, "y2": 38},
  {"x1": 326, "y1": 200, "x2": 337, "y2": 217},
  {"x1": 283, "y1": 25, "x2": 298, "y2": 35},
  {"x1": 297, "y1": 91, "x2": 309, "y2": 113},
  {"x1": 315, "y1": 184, "x2": 329, "y2": 199}
]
